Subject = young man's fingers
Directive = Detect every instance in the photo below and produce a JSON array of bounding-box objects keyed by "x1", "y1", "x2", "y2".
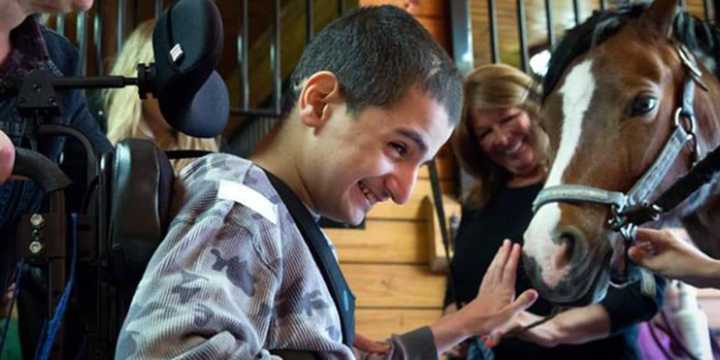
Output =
[
  {"x1": 486, "y1": 240, "x2": 511, "y2": 282},
  {"x1": 501, "y1": 243, "x2": 521, "y2": 284},
  {"x1": 506, "y1": 289, "x2": 538, "y2": 315}
]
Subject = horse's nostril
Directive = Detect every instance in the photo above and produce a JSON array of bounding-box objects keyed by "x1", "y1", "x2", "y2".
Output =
[{"x1": 553, "y1": 227, "x2": 584, "y2": 269}]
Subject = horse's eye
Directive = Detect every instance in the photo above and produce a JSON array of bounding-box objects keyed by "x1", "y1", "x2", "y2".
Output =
[{"x1": 627, "y1": 96, "x2": 658, "y2": 117}]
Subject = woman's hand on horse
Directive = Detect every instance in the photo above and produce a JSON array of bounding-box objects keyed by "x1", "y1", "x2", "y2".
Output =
[{"x1": 629, "y1": 228, "x2": 720, "y2": 288}]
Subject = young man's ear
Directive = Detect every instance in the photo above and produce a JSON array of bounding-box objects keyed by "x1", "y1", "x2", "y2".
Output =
[{"x1": 298, "y1": 71, "x2": 343, "y2": 130}]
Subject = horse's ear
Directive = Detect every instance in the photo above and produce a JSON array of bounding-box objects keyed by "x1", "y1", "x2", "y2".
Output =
[{"x1": 640, "y1": 0, "x2": 679, "y2": 37}]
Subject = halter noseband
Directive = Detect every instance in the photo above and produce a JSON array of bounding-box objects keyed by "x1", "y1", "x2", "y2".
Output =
[{"x1": 531, "y1": 44, "x2": 705, "y2": 287}]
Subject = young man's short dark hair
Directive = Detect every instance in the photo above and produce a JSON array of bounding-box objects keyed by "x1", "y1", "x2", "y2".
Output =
[{"x1": 283, "y1": 5, "x2": 463, "y2": 124}]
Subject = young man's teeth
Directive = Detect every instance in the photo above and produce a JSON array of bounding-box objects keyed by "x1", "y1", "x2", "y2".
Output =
[{"x1": 358, "y1": 181, "x2": 376, "y2": 202}]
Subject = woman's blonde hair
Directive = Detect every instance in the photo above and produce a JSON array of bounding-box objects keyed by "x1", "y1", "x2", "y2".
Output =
[
  {"x1": 451, "y1": 63, "x2": 545, "y2": 209},
  {"x1": 103, "y1": 19, "x2": 218, "y2": 171}
]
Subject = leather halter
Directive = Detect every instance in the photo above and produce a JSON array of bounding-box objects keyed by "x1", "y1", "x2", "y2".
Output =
[{"x1": 531, "y1": 44, "x2": 706, "y2": 287}]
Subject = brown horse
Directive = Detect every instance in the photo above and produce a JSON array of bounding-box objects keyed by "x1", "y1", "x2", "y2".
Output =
[{"x1": 523, "y1": 0, "x2": 720, "y2": 306}]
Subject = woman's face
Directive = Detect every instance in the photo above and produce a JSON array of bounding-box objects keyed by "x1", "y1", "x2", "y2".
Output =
[{"x1": 471, "y1": 106, "x2": 539, "y2": 176}]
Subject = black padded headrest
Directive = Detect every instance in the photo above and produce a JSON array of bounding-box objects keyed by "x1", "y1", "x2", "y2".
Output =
[
  {"x1": 152, "y1": 0, "x2": 228, "y2": 138},
  {"x1": 109, "y1": 139, "x2": 173, "y2": 288}
]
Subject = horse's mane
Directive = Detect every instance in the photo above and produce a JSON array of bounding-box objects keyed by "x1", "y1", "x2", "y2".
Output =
[{"x1": 543, "y1": 3, "x2": 720, "y2": 101}]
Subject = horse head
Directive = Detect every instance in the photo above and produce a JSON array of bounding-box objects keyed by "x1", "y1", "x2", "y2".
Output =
[{"x1": 523, "y1": 0, "x2": 720, "y2": 306}]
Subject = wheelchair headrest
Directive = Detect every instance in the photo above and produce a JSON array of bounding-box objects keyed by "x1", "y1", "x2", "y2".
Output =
[{"x1": 108, "y1": 139, "x2": 173, "y2": 288}]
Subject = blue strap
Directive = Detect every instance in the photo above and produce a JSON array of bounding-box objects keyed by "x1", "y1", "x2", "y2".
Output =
[
  {"x1": 0, "y1": 260, "x2": 24, "y2": 355},
  {"x1": 36, "y1": 213, "x2": 78, "y2": 360}
]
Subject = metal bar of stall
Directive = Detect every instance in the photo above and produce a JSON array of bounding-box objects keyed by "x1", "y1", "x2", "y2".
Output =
[
  {"x1": 56, "y1": 15, "x2": 65, "y2": 37},
  {"x1": 76, "y1": 12, "x2": 87, "y2": 75},
  {"x1": 517, "y1": 0, "x2": 529, "y2": 73},
  {"x1": 117, "y1": 0, "x2": 126, "y2": 50},
  {"x1": 238, "y1": 0, "x2": 249, "y2": 110},
  {"x1": 271, "y1": 0, "x2": 282, "y2": 114},
  {"x1": 338, "y1": 0, "x2": 345, "y2": 17},
  {"x1": 488, "y1": 0, "x2": 499, "y2": 63},
  {"x1": 306, "y1": 0, "x2": 314, "y2": 43},
  {"x1": 599, "y1": 0, "x2": 607, "y2": 12},
  {"x1": 704, "y1": 0, "x2": 714, "y2": 23},
  {"x1": 545, "y1": 0, "x2": 555, "y2": 49},
  {"x1": 573, "y1": 0, "x2": 581, "y2": 25},
  {"x1": 94, "y1": 0, "x2": 103, "y2": 75},
  {"x1": 450, "y1": 0, "x2": 474, "y2": 75},
  {"x1": 155, "y1": 0, "x2": 163, "y2": 18}
]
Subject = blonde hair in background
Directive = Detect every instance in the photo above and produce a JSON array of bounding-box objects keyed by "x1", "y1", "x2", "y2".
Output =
[
  {"x1": 103, "y1": 19, "x2": 218, "y2": 171},
  {"x1": 451, "y1": 63, "x2": 547, "y2": 209}
]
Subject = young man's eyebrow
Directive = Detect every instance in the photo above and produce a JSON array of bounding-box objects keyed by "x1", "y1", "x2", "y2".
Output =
[{"x1": 395, "y1": 128, "x2": 428, "y2": 154}]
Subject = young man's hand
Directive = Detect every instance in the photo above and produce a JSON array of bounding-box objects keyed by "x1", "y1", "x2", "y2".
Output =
[
  {"x1": 464, "y1": 240, "x2": 538, "y2": 335},
  {"x1": 353, "y1": 333, "x2": 389, "y2": 355},
  {"x1": 430, "y1": 240, "x2": 538, "y2": 354},
  {"x1": 629, "y1": 228, "x2": 720, "y2": 288},
  {"x1": 0, "y1": 130, "x2": 14, "y2": 185}
]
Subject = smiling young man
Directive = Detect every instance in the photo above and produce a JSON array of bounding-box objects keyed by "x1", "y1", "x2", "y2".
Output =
[{"x1": 116, "y1": 6, "x2": 537, "y2": 359}]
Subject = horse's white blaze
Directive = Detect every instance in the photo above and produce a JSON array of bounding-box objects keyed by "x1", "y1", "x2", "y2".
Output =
[{"x1": 524, "y1": 59, "x2": 595, "y2": 287}]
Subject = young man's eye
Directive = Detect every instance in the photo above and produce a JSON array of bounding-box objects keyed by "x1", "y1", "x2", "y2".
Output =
[{"x1": 389, "y1": 142, "x2": 407, "y2": 156}]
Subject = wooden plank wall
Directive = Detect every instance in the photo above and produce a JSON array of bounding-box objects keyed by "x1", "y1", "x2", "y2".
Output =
[{"x1": 339, "y1": 0, "x2": 456, "y2": 340}]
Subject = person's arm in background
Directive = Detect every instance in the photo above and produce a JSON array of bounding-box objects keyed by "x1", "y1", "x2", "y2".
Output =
[
  {"x1": 503, "y1": 270, "x2": 665, "y2": 347},
  {"x1": 629, "y1": 228, "x2": 720, "y2": 289},
  {"x1": 0, "y1": 130, "x2": 14, "y2": 184},
  {"x1": 41, "y1": 27, "x2": 112, "y2": 157}
]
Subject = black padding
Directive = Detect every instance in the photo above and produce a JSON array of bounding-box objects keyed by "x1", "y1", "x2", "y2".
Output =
[
  {"x1": 109, "y1": 139, "x2": 173, "y2": 288},
  {"x1": 152, "y1": 0, "x2": 227, "y2": 138}
]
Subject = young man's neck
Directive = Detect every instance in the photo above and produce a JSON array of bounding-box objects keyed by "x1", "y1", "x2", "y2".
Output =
[{"x1": 251, "y1": 117, "x2": 317, "y2": 212}]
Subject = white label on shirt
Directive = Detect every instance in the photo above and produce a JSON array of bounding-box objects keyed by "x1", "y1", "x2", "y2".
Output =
[{"x1": 217, "y1": 179, "x2": 278, "y2": 225}]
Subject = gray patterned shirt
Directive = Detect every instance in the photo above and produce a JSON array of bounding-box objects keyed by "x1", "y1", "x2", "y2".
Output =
[{"x1": 116, "y1": 154, "x2": 437, "y2": 359}]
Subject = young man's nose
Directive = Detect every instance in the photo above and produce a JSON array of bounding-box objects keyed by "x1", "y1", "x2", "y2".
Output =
[{"x1": 387, "y1": 165, "x2": 418, "y2": 205}]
